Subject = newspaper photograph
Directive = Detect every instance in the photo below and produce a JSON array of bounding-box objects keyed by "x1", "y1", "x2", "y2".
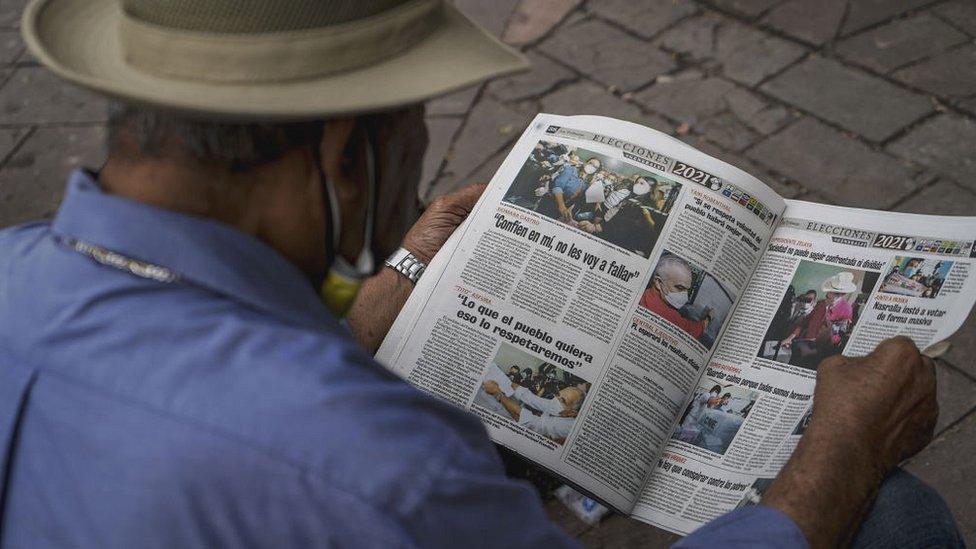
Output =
[
  {"x1": 758, "y1": 260, "x2": 879, "y2": 370},
  {"x1": 503, "y1": 140, "x2": 681, "y2": 258}
]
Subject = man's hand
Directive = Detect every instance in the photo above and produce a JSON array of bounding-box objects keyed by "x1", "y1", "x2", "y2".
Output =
[
  {"x1": 402, "y1": 184, "x2": 486, "y2": 264},
  {"x1": 558, "y1": 204, "x2": 571, "y2": 223},
  {"x1": 346, "y1": 184, "x2": 485, "y2": 353},
  {"x1": 812, "y1": 336, "x2": 937, "y2": 473},
  {"x1": 483, "y1": 380, "x2": 501, "y2": 396},
  {"x1": 762, "y1": 337, "x2": 937, "y2": 548}
]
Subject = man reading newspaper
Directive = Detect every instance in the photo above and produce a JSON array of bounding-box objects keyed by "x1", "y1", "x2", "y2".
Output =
[{"x1": 0, "y1": 1, "x2": 964, "y2": 548}]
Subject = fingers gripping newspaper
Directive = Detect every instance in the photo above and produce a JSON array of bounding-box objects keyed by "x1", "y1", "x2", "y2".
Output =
[{"x1": 376, "y1": 114, "x2": 976, "y2": 535}]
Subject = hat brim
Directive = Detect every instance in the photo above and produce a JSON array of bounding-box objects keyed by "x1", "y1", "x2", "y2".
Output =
[
  {"x1": 822, "y1": 282, "x2": 858, "y2": 294},
  {"x1": 22, "y1": 0, "x2": 530, "y2": 120}
]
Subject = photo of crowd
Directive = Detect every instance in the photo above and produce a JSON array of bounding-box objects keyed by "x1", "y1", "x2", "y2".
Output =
[
  {"x1": 672, "y1": 378, "x2": 758, "y2": 455},
  {"x1": 638, "y1": 250, "x2": 735, "y2": 350},
  {"x1": 758, "y1": 261, "x2": 880, "y2": 371},
  {"x1": 880, "y1": 257, "x2": 953, "y2": 299},
  {"x1": 503, "y1": 140, "x2": 681, "y2": 258},
  {"x1": 474, "y1": 343, "x2": 591, "y2": 445}
]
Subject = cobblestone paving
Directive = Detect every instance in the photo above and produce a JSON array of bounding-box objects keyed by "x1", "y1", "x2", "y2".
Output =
[{"x1": 1, "y1": 0, "x2": 975, "y2": 546}]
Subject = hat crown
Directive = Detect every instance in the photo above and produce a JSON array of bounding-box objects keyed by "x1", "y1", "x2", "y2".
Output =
[
  {"x1": 823, "y1": 271, "x2": 857, "y2": 293},
  {"x1": 123, "y1": 0, "x2": 411, "y2": 33}
]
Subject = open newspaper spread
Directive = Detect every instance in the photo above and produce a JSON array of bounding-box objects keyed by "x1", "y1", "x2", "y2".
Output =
[{"x1": 376, "y1": 114, "x2": 976, "y2": 535}]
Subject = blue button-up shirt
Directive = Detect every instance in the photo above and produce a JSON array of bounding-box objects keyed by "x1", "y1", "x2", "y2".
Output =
[
  {"x1": 550, "y1": 163, "x2": 587, "y2": 198},
  {"x1": 0, "y1": 171, "x2": 806, "y2": 548}
]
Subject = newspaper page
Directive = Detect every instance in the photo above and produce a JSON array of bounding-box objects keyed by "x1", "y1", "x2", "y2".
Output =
[
  {"x1": 632, "y1": 199, "x2": 976, "y2": 535},
  {"x1": 377, "y1": 114, "x2": 785, "y2": 513}
]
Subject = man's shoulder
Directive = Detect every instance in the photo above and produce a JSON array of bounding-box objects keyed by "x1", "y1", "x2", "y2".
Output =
[
  {"x1": 0, "y1": 222, "x2": 50, "y2": 263},
  {"x1": 0, "y1": 222, "x2": 52, "y2": 325}
]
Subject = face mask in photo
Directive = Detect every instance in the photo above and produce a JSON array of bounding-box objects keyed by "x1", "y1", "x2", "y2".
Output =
[
  {"x1": 583, "y1": 163, "x2": 598, "y2": 175},
  {"x1": 632, "y1": 179, "x2": 651, "y2": 196},
  {"x1": 541, "y1": 395, "x2": 567, "y2": 416},
  {"x1": 664, "y1": 289, "x2": 689, "y2": 309}
]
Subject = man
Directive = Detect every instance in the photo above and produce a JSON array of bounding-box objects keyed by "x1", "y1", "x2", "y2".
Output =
[
  {"x1": 781, "y1": 273, "x2": 858, "y2": 370},
  {"x1": 0, "y1": 1, "x2": 962, "y2": 548},
  {"x1": 509, "y1": 142, "x2": 565, "y2": 207},
  {"x1": 482, "y1": 380, "x2": 584, "y2": 443},
  {"x1": 507, "y1": 365, "x2": 523, "y2": 384},
  {"x1": 790, "y1": 290, "x2": 818, "y2": 324},
  {"x1": 538, "y1": 156, "x2": 600, "y2": 223},
  {"x1": 640, "y1": 254, "x2": 713, "y2": 340}
]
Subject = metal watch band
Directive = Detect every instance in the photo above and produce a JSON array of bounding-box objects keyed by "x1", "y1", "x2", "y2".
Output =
[{"x1": 385, "y1": 247, "x2": 426, "y2": 284}]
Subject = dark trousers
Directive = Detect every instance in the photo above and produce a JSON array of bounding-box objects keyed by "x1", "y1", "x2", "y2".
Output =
[{"x1": 851, "y1": 468, "x2": 964, "y2": 548}]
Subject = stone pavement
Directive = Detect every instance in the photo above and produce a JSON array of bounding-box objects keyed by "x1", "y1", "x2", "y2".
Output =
[{"x1": 0, "y1": 0, "x2": 975, "y2": 546}]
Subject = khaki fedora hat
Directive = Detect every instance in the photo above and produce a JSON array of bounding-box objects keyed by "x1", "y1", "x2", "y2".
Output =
[{"x1": 21, "y1": 0, "x2": 530, "y2": 119}]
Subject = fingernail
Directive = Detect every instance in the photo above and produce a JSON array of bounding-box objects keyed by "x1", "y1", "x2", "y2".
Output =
[{"x1": 922, "y1": 340, "x2": 951, "y2": 358}]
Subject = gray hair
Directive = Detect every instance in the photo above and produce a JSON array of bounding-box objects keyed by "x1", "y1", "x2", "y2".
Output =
[
  {"x1": 565, "y1": 386, "x2": 585, "y2": 412},
  {"x1": 107, "y1": 102, "x2": 325, "y2": 172},
  {"x1": 653, "y1": 253, "x2": 692, "y2": 282}
]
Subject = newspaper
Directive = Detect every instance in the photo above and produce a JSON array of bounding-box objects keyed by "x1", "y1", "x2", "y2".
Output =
[{"x1": 376, "y1": 114, "x2": 976, "y2": 535}]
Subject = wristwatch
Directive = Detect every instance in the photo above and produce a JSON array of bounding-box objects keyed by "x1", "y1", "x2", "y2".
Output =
[{"x1": 385, "y1": 247, "x2": 427, "y2": 284}]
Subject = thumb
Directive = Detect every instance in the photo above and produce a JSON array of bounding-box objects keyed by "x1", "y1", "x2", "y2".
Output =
[{"x1": 431, "y1": 184, "x2": 487, "y2": 216}]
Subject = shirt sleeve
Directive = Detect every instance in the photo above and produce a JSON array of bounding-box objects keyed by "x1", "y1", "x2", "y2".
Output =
[
  {"x1": 673, "y1": 506, "x2": 809, "y2": 549},
  {"x1": 517, "y1": 411, "x2": 574, "y2": 440},
  {"x1": 513, "y1": 386, "x2": 554, "y2": 411}
]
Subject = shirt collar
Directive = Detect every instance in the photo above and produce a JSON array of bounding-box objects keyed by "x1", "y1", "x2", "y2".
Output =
[{"x1": 52, "y1": 170, "x2": 336, "y2": 331}]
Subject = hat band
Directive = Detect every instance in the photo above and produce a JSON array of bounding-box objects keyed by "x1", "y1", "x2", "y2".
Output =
[{"x1": 119, "y1": 0, "x2": 443, "y2": 83}]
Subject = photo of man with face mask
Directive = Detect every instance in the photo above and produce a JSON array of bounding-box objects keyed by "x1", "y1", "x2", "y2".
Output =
[
  {"x1": 503, "y1": 141, "x2": 681, "y2": 259},
  {"x1": 639, "y1": 251, "x2": 735, "y2": 350},
  {"x1": 475, "y1": 344, "x2": 590, "y2": 445},
  {"x1": 759, "y1": 261, "x2": 880, "y2": 370}
]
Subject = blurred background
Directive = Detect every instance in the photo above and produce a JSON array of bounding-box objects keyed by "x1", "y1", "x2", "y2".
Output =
[{"x1": 1, "y1": 0, "x2": 974, "y2": 545}]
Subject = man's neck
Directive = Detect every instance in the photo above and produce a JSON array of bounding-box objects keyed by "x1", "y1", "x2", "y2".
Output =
[
  {"x1": 97, "y1": 151, "x2": 327, "y2": 283},
  {"x1": 99, "y1": 156, "x2": 262, "y2": 233}
]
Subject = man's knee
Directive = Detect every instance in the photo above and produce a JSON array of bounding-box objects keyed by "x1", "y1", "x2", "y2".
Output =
[{"x1": 852, "y1": 468, "x2": 963, "y2": 548}]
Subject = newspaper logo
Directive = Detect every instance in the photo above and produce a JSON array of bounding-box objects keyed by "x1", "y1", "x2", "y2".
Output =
[{"x1": 546, "y1": 125, "x2": 560, "y2": 134}]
